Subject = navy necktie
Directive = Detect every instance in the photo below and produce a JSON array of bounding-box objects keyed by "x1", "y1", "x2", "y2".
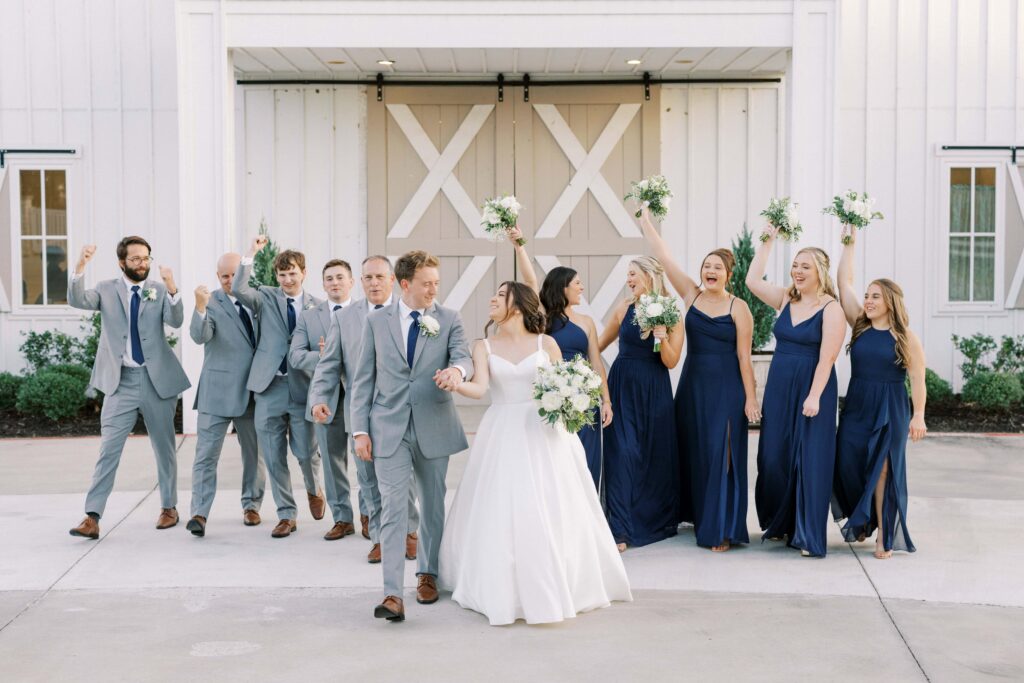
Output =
[
  {"x1": 333, "y1": 304, "x2": 342, "y2": 312},
  {"x1": 279, "y1": 297, "x2": 297, "y2": 375},
  {"x1": 374, "y1": 304, "x2": 383, "y2": 309},
  {"x1": 406, "y1": 310, "x2": 420, "y2": 369},
  {"x1": 236, "y1": 301, "x2": 255, "y2": 347},
  {"x1": 129, "y1": 285, "x2": 145, "y2": 365}
]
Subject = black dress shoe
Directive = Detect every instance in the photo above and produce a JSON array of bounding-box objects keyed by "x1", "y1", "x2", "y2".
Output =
[{"x1": 186, "y1": 516, "x2": 206, "y2": 537}]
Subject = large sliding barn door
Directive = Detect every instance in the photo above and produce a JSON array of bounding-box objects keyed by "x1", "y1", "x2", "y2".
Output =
[{"x1": 367, "y1": 84, "x2": 659, "y2": 361}]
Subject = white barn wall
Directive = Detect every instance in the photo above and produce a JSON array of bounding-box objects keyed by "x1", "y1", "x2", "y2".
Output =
[{"x1": 0, "y1": 0, "x2": 179, "y2": 373}]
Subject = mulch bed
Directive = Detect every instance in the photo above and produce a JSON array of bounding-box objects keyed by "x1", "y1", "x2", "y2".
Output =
[
  {"x1": 0, "y1": 400, "x2": 184, "y2": 438},
  {"x1": 922, "y1": 400, "x2": 1024, "y2": 434}
]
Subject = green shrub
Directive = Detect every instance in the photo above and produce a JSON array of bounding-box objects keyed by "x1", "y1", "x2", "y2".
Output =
[
  {"x1": 15, "y1": 366, "x2": 89, "y2": 421},
  {"x1": 924, "y1": 368, "x2": 953, "y2": 403},
  {"x1": 249, "y1": 219, "x2": 280, "y2": 288},
  {"x1": 961, "y1": 371, "x2": 1024, "y2": 410},
  {"x1": 951, "y1": 333, "x2": 997, "y2": 382},
  {"x1": 731, "y1": 224, "x2": 776, "y2": 350},
  {"x1": 19, "y1": 329, "x2": 82, "y2": 371},
  {"x1": 994, "y1": 335, "x2": 1024, "y2": 375},
  {"x1": 0, "y1": 372, "x2": 25, "y2": 410}
]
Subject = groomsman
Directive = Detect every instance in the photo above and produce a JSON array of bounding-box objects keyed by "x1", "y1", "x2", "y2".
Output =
[
  {"x1": 310, "y1": 255, "x2": 421, "y2": 563},
  {"x1": 290, "y1": 259, "x2": 357, "y2": 541},
  {"x1": 186, "y1": 252, "x2": 266, "y2": 537},
  {"x1": 68, "y1": 237, "x2": 190, "y2": 539},
  {"x1": 232, "y1": 237, "x2": 324, "y2": 538}
]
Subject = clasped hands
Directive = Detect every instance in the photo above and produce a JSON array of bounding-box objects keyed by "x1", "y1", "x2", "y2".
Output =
[{"x1": 434, "y1": 367, "x2": 463, "y2": 392}]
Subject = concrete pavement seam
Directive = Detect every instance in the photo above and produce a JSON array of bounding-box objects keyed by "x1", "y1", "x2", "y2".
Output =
[
  {"x1": 0, "y1": 435, "x2": 188, "y2": 636},
  {"x1": 847, "y1": 540, "x2": 931, "y2": 682}
]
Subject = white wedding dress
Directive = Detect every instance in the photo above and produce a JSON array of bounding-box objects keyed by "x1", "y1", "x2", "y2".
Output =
[{"x1": 439, "y1": 336, "x2": 632, "y2": 626}]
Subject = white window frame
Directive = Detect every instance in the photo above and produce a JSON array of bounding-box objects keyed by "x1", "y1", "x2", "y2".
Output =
[
  {"x1": 7, "y1": 156, "x2": 80, "y2": 318},
  {"x1": 936, "y1": 156, "x2": 1006, "y2": 314}
]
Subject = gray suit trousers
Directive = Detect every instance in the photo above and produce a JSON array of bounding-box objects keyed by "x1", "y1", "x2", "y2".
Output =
[
  {"x1": 85, "y1": 367, "x2": 178, "y2": 517},
  {"x1": 316, "y1": 420, "x2": 353, "y2": 524},
  {"x1": 255, "y1": 375, "x2": 321, "y2": 519},
  {"x1": 190, "y1": 400, "x2": 265, "y2": 519},
  {"x1": 375, "y1": 418, "x2": 447, "y2": 598},
  {"x1": 351, "y1": 435, "x2": 420, "y2": 543}
]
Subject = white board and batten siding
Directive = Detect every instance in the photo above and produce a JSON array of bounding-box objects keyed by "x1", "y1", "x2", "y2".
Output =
[{"x1": 0, "y1": 0, "x2": 179, "y2": 373}]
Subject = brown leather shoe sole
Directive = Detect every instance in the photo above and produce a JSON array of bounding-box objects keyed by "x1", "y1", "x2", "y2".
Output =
[
  {"x1": 69, "y1": 525, "x2": 99, "y2": 540},
  {"x1": 374, "y1": 601, "x2": 405, "y2": 622},
  {"x1": 323, "y1": 522, "x2": 355, "y2": 541}
]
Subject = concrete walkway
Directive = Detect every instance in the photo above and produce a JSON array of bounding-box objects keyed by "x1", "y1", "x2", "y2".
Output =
[{"x1": 1, "y1": 425, "x2": 1022, "y2": 682}]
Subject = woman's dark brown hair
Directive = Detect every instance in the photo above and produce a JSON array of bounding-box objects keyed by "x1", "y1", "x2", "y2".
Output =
[{"x1": 484, "y1": 281, "x2": 546, "y2": 337}]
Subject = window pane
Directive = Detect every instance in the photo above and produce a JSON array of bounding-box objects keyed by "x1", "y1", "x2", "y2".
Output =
[
  {"x1": 45, "y1": 240, "x2": 69, "y2": 305},
  {"x1": 20, "y1": 170, "x2": 42, "y2": 236},
  {"x1": 45, "y1": 170, "x2": 67, "y2": 236},
  {"x1": 973, "y1": 236, "x2": 995, "y2": 301},
  {"x1": 950, "y1": 169, "x2": 971, "y2": 233},
  {"x1": 975, "y1": 166, "x2": 996, "y2": 187},
  {"x1": 20, "y1": 240, "x2": 44, "y2": 305},
  {"x1": 949, "y1": 236, "x2": 971, "y2": 301}
]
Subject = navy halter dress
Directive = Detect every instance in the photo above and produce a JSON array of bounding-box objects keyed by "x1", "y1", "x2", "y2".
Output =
[{"x1": 549, "y1": 315, "x2": 602, "y2": 489}]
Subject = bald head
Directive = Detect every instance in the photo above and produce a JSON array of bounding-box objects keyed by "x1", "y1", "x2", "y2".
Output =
[{"x1": 217, "y1": 252, "x2": 242, "y2": 294}]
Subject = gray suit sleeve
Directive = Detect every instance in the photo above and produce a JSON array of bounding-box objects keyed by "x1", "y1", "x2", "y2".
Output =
[
  {"x1": 164, "y1": 287, "x2": 184, "y2": 328},
  {"x1": 309, "y1": 314, "x2": 343, "y2": 407},
  {"x1": 190, "y1": 309, "x2": 214, "y2": 344},
  {"x1": 288, "y1": 312, "x2": 319, "y2": 375},
  {"x1": 67, "y1": 274, "x2": 100, "y2": 311},
  {"x1": 447, "y1": 311, "x2": 474, "y2": 381},
  {"x1": 231, "y1": 261, "x2": 261, "y2": 313},
  {"x1": 349, "y1": 321, "x2": 377, "y2": 435}
]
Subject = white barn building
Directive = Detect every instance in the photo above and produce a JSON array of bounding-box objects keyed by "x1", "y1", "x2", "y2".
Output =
[{"x1": 2, "y1": 0, "x2": 1023, "y2": 432}]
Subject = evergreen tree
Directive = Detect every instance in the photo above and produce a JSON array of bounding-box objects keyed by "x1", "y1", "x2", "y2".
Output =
[
  {"x1": 249, "y1": 218, "x2": 280, "y2": 287},
  {"x1": 730, "y1": 224, "x2": 776, "y2": 350}
]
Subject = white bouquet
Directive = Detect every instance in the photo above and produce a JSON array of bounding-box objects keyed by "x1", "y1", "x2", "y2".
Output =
[
  {"x1": 760, "y1": 197, "x2": 802, "y2": 243},
  {"x1": 823, "y1": 190, "x2": 884, "y2": 245},
  {"x1": 633, "y1": 293, "x2": 681, "y2": 352},
  {"x1": 533, "y1": 355, "x2": 603, "y2": 433},
  {"x1": 481, "y1": 195, "x2": 525, "y2": 245},
  {"x1": 624, "y1": 174, "x2": 673, "y2": 219}
]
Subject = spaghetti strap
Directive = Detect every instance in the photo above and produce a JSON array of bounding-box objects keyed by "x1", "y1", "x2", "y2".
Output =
[
  {"x1": 728, "y1": 296, "x2": 736, "y2": 313},
  {"x1": 536, "y1": 334, "x2": 543, "y2": 352},
  {"x1": 482, "y1": 338, "x2": 492, "y2": 354},
  {"x1": 693, "y1": 291, "x2": 703, "y2": 306}
]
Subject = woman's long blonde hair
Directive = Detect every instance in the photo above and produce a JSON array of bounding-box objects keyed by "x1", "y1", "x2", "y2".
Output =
[
  {"x1": 847, "y1": 278, "x2": 912, "y2": 368},
  {"x1": 788, "y1": 247, "x2": 838, "y2": 302},
  {"x1": 628, "y1": 256, "x2": 669, "y2": 302}
]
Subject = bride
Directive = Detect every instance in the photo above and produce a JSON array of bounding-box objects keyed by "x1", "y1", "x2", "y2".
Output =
[{"x1": 438, "y1": 281, "x2": 632, "y2": 626}]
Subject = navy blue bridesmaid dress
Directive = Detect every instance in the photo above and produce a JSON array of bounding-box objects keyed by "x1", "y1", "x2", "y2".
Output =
[
  {"x1": 832, "y1": 327, "x2": 916, "y2": 553},
  {"x1": 604, "y1": 304, "x2": 679, "y2": 547},
  {"x1": 676, "y1": 295, "x2": 749, "y2": 548},
  {"x1": 754, "y1": 302, "x2": 838, "y2": 557},
  {"x1": 549, "y1": 315, "x2": 603, "y2": 489}
]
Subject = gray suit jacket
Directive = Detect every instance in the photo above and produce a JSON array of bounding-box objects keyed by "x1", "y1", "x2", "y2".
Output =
[
  {"x1": 68, "y1": 275, "x2": 189, "y2": 399},
  {"x1": 288, "y1": 300, "x2": 338, "y2": 423},
  {"x1": 189, "y1": 289, "x2": 257, "y2": 417},
  {"x1": 231, "y1": 261, "x2": 321, "y2": 402},
  {"x1": 349, "y1": 300, "x2": 473, "y2": 460},
  {"x1": 307, "y1": 301, "x2": 371, "y2": 428}
]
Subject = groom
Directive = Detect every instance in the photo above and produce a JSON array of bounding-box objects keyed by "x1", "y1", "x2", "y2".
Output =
[{"x1": 350, "y1": 250, "x2": 472, "y2": 622}]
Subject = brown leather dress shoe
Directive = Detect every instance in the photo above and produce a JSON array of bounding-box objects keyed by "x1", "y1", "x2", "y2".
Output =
[
  {"x1": 308, "y1": 491, "x2": 326, "y2": 520},
  {"x1": 323, "y1": 521, "x2": 355, "y2": 541},
  {"x1": 374, "y1": 595, "x2": 405, "y2": 622},
  {"x1": 243, "y1": 510, "x2": 261, "y2": 526},
  {"x1": 360, "y1": 514, "x2": 370, "y2": 540},
  {"x1": 367, "y1": 543, "x2": 382, "y2": 564},
  {"x1": 69, "y1": 516, "x2": 99, "y2": 540},
  {"x1": 405, "y1": 532, "x2": 418, "y2": 560},
  {"x1": 416, "y1": 574, "x2": 439, "y2": 605},
  {"x1": 156, "y1": 508, "x2": 179, "y2": 530},
  {"x1": 271, "y1": 519, "x2": 297, "y2": 538},
  {"x1": 186, "y1": 516, "x2": 206, "y2": 537}
]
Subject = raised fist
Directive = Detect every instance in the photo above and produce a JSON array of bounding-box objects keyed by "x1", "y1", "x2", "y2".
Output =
[
  {"x1": 76, "y1": 245, "x2": 97, "y2": 273},
  {"x1": 194, "y1": 285, "x2": 211, "y2": 310}
]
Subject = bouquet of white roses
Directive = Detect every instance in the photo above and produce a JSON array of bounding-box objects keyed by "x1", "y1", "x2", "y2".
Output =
[
  {"x1": 481, "y1": 195, "x2": 526, "y2": 245},
  {"x1": 624, "y1": 174, "x2": 673, "y2": 219},
  {"x1": 533, "y1": 355, "x2": 603, "y2": 433},
  {"x1": 633, "y1": 293, "x2": 681, "y2": 352},
  {"x1": 823, "y1": 190, "x2": 884, "y2": 245},
  {"x1": 760, "y1": 197, "x2": 802, "y2": 243}
]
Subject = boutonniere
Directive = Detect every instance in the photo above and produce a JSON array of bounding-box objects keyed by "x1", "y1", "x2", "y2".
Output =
[
  {"x1": 304, "y1": 301, "x2": 316, "y2": 311},
  {"x1": 418, "y1": 314, "x2": 440, "y2": 338},
  {"x1": 141, "y1": 287, "x2": 157, "y2": 301}
]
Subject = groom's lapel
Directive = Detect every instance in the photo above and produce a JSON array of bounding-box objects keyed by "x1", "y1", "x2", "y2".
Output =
[
  {"x1": 410, "y1": 303, "x2": 439, "y2": 373},
  {"x1": 387, "y1": 302, "x2": 408, "y2": 366}
]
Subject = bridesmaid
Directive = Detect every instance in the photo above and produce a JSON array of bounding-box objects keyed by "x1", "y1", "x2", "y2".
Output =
[
  {"x1": 508, "y1": 230, "x2": 614, "y2": 490},
  {"x1": 640, "y1": 208, "x2": 759, "y2": 552},
  {"x1": 833, "y1": 230, "x2": 926, "y2": 559},
  {"x1": 598, "y1": 256, "x2": 684, "y2": 551},
  {"x1": 745, "y1": 227, "x2": 846, "y2": 557}
]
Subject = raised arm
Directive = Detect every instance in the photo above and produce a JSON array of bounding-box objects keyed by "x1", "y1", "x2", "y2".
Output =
[
  {"x1": 802, "y1": 302, "x2": 846, "y2": 417},
  {"x1": 598, "y1": 300, "x2": 629, "y2": 352},
  {"x1": 159, "y1": 265, "x2": 184, "y2": 329},
  {"x1": 836, "y1": 233, "x2": 863, "y2": 327},
  {"x1": 905, "y1": 329, "x2": 928, "y2": 441},
  {"x1": 581, "y1": 314, "x2": 613, "y2": 427},
  {"x1": 454, "y1": 340, "x2": 491, "y2": 400},
  {"x1": 288, "y1": 311, "x2": 319, "y2": 375},
  {"x1": 505, "y1": 226, "x2": 539, "y2": 293},
  {"x1": 745, "y1": 226, "x2": 788, "y2": 311},
  {"x1": 230, "y1": 236, "x2": 267, "y2": 312},
  {"x1": 640, "y1": 207, "x2": 700, "y2": 303},
  {"x1": 67, "y1": 245, "x2": 101, "y2": 310},
  {"x1": 732, "y1": 299, "x2": 761, "y2": 421}
]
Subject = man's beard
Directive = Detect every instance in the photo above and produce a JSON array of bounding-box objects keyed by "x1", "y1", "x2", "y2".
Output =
[{"x1": 122, "y1": 265, "x2": 150, "y2": 283}]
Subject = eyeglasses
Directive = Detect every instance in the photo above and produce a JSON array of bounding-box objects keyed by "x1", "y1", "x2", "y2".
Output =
[{"x1": 125, "y1": 256, "x2": 153, "y2": 265}]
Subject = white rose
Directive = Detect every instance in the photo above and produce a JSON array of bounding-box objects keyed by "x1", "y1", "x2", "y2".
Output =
[
  {"x1": 785, "y1": 204, "x2": 799, "y2": 225},
  {"x1": 419, "y1": 315, "x2": 440, "y2": 336},
  {"x1": 570, "y1": 374, "x2": 585, "y2": 388},
  {"x1": 638, "y1": 180, "x2": 649, "y2": 190},
  {"x1": 558, "y1": 385, "x2": 573, "y2": 398},
  {"x1": 646, "y1": 302, "x2": 664, "y2": 318},
  {"x1": 541, "y1": 391, "x2": 563, "y2": 412},
  {"x1": 585, "y1": 375, "x2": 601, "y2": 390},
  {"x1": 482, "y1": 209, "x2": 500, "y2": 225},
  {"x1": 570, "y1": 393, "x2": 591, "y2": 412},
  {"x1": 842, "y1": 198, "x2": 855, "y2": 214}
]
